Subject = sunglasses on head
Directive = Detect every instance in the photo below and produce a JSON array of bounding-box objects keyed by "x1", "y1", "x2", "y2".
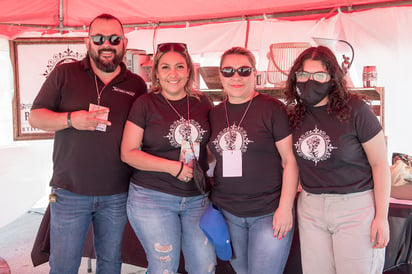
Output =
[
  {"x1": 157, "y1": 42, "x2": 188, "y2": 53},
  {"x1": 220, "y1": 66, "x2": 254, "y2": 78},
  {"x1": 90, "y1": 35, "x2": 123, "y2": 46}
]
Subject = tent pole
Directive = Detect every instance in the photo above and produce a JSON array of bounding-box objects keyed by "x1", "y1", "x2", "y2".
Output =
[
  {"x1": 244, "y1": 19, "x2": 250, "y2": 49},
  {"x1": 59, "y1": 0, "x2": 64, "y2": 34}
]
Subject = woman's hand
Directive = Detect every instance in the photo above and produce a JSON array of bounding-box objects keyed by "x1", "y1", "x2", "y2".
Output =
[
  {"x1": 272, "y1": 207, "x2": 293, "y2": 240},
  {"x1": 371, "y1": 216, "x2": 390, "y2": 248},
  {"x1": 174, "y1": 161, "x2": 193, "y2": 182}
]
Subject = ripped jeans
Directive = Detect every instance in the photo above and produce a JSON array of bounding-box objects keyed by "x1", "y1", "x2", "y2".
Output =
[{"x1": 127, "y1": 184, "x2": 216, "y2": 274}]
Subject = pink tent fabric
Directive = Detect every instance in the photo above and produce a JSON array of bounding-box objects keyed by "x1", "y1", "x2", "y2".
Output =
[{"x1": 0, "y1": 0, "x2": 407, "y2": 39}]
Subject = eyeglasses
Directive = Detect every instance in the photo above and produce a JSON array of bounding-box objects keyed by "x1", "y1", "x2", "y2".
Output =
[
  {"x1": 90, "y1": 35, "x2": 123, "y2": 46},
  {"x1": 220, "y1": 66, "x2": 254, "y2": 78},
  {"x1": 296, "y1": 71, "x2": 331, "y2": 83},
  {"x1": 157, "y1": 43, "x2": 188, "y2": 53}
]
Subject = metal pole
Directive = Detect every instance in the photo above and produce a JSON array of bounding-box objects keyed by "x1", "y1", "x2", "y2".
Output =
[{"x1": 59, "y1": 0, "x2": 64, "y2": 34}]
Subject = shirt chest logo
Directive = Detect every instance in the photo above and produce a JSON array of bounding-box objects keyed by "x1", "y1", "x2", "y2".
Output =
[
  {"x1": 212, "y1": 124, "x2": 253, "y2": 156},
  {"x1": 164, "y1": 117, "x2": 205, "y2": 147},
  {"x1": 295, "y1": 126, "x2": 337, "y2": 165},
  {"x1": 113, "y1": 86, "x2": 135, "y2": 97}
]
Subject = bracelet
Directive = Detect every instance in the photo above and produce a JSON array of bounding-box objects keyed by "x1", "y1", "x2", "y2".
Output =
[
  {"x1": 67, "y1": 112, "x2": 73, "y2": 128},
  {"x1": 175, "y1": 162, "x2": 184, "y2": 178}
]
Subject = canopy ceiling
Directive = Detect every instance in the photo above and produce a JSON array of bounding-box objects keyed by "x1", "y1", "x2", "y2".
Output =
[{"x1": 1, "y1": 0, "x2": 411, "y2": 39}]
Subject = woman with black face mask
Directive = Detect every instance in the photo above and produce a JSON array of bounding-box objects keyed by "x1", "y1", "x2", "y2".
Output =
[{"x1": 285, "y1": 46, "x2": 391, "y2": 274}]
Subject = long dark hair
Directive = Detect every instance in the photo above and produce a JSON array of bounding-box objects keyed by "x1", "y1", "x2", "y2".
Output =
[{"x1": 285, "y1": 46, "x2": 352, "y2": 129}]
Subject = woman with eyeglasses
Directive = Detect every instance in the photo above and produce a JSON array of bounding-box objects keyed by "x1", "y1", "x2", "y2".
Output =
[
  {"x1": 121, "y1": 42, "x2": 216, "y2": 273},
  {"x1": 208, "y1": 47, "x2": 299, "y2": 274},
  {"x1": 285, "y1": 46, "x2": 390, "y2": 274}
]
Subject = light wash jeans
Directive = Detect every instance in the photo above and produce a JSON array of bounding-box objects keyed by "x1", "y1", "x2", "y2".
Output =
[
  {"x1": 222, "y1": 209, "x2": 294, "y2": 274},
  {"x1": 49, "y1": 188, "x2": 128, "y2": 274},
  {"x1": 127, "y1": 184, "x2": 216, "y2": 274}
]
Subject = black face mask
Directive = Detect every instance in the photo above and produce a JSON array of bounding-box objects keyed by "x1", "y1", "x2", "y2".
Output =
[{"x1": 296, "y1": 80, "x2": 333, "y2": 106}]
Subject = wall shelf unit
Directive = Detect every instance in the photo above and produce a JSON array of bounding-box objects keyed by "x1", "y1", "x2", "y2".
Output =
[{"x1": 202, "y1": 86, "x2": 385, "y2": 132}]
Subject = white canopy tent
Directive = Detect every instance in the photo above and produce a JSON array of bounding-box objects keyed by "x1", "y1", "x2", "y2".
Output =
[{"x1": 1, "y1": 0, "x2": 412, "y2": 227}]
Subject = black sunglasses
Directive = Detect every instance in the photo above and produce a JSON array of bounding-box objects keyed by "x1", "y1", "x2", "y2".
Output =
[
  {"x1": 90, "y1": 35, "x2": 123, "y2": 46},
  {"x1": 157, "y1": 42, "x2": 188, "y2": 53},
  {"x1": 220, "y1": 66, "x2": 254, "y2": 78}
]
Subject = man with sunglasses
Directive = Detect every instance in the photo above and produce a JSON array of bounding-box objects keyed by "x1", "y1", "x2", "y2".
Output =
[{"x1": 29, "y1": 14, "x2": 147, "y2": 274}]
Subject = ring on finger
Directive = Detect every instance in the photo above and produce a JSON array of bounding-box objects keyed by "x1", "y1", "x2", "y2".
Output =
[{"x1": 184, "y1": 176, "x2": 189, "y2": 182}]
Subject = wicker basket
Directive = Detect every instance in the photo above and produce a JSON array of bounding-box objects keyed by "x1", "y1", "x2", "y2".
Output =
[{"x1": 267, "y1": 42, "x2": 311, "y2": 87}]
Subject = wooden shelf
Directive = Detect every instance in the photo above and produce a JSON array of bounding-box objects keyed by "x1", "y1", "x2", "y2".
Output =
[
  {"x1": 351, "y1": 87, "x2": 385, "y2": 132},
  {"x1": 349, "y1": 87, "x2": 381, "y2": 100},
  {"x1": 201, "y1": 86, "x2": 385, "y2": 132}
]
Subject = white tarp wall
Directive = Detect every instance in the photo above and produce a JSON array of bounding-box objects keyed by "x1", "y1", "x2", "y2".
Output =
[{"x1": 1, "y1": 6, "x2": 411, "y2": 227}]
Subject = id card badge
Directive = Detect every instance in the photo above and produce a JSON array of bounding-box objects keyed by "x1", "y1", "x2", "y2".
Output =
[
  {"x1": 89, "y1": 103, "x2": 109, "y2": 132},
  {"x1": 180, "y1": 141, "x2": 199, "y2": 164},
  {"x1": 222, "y1": 149, "x2": 242, "y2": 177}
]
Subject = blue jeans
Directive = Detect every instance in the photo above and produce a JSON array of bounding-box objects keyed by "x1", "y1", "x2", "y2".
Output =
[
  {"x1": 222, "y1": 210, "x2": 294, "y2": 274},
  {"x1": 49, "y1": 188, "x2": 128, "y2": 274},
  {"x1": 127, "y1": 184, "x2": 216, "y2": 274}
]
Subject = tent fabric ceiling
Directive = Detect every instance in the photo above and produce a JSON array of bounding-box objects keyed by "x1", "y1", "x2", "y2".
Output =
[{"x1": 0, "y1": 0, "x2": 409, "y2": 39}]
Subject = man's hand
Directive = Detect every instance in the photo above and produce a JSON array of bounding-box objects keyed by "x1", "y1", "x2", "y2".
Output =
[{"x1": 70, "y1": 109, "x2": 111, "y2": 131}]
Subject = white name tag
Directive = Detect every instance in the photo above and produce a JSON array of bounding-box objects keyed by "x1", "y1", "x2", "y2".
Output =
[
  {"x1": 222, "y1": 149, "x2": 242, "y2": 177},
  {"x1": 89, "y1": 103, "x2": 109, "y2": 132}
]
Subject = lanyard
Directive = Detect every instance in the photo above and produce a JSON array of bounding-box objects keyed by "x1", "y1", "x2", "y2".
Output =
[
  {"x1": 163, "y1": 94, "x2": 191, "y2": 142},
  {"x1": 163, "y1": 94, "x2": 190, "y2": 122},
  {"x1": 94, "y1": 74, "x2": 108, "y2": 106},
  {"x1": 223, "y1": 92, "x2": 255, "y2": 149}
]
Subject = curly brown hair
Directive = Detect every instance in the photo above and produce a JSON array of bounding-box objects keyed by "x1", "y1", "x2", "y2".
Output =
[{"x1": 285, "y1": 46, "x2": 354, "y2": 129}]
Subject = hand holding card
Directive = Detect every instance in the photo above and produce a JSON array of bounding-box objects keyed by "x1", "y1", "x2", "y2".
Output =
[{"x1": 89, "y1": 104, "x2": 110, "y2": 132}]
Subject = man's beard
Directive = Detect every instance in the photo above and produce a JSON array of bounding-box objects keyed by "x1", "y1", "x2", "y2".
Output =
[{"x1": 89, "y1": 47, "x2": 124, "y2": 73}]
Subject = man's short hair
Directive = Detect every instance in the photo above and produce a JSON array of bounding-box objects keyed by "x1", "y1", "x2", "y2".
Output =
[{"x1": 88, "y1": 14, "x2": 124, "y2": 35}]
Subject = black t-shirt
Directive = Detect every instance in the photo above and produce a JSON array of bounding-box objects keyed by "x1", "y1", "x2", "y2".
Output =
[
  {"x1": 127, "y1": 92, "x2": 213, "y2": 197},
  {"x1": 209, "y1": 94, "x2": 291, "y2": 217},
  {"x1": 31, "y1": 57, "x2": 147, "y2": 195},
  {"x1": 293, "y1": 96, "x2": 382, "y2": 194}
]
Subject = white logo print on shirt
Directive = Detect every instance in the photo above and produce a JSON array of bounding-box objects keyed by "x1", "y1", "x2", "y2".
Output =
[
  {"x1": 212, "y1": 124, "x2": 253, "y2": 156},
  {"x1": 164, "y1": 117, "x2": 206, "y2": 147},
  {"x1": 295, "y1": 126, "x2": 337, "y2": 165}
]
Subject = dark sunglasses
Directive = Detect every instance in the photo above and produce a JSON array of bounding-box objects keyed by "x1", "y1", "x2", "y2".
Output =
[
  {"x1": 157, "y1": 42, "x2": 188, "y2": 53},
  {"x1": 90, "y1": 35, "x2": 123, "y2": 46},
  {"x1": 220, "y1": 66, "x2": 254, "y2": 78}
]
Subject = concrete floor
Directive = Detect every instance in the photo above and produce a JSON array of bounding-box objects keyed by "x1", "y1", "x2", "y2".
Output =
[{"x1": 0, "y1": 207, "x2": 147, "y2": 274}]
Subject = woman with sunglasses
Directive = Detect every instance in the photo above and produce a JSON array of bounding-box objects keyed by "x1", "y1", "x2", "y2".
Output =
[
  {"x1": 285, "y1": 46, "x2": 390, "y2": 274},
  {"x1": 208, "y1": 47, "x2": 299, "y2": 274},
  {"x1": 121, "y1": 42, "x2": 216, "y2": 273}
]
